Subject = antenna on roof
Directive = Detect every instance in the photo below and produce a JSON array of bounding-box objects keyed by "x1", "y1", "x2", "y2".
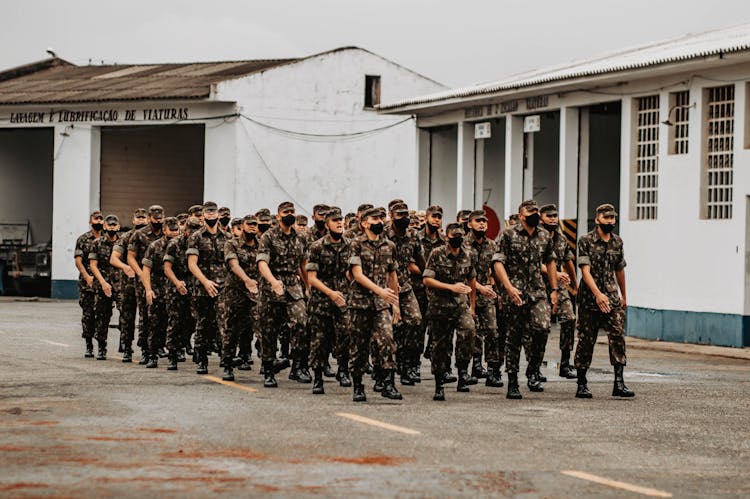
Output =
[{"x1": 46, "y1": 48, "x2": 57, "y2": 58}]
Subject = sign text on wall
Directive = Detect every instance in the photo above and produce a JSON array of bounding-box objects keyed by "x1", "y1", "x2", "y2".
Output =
[{"x1": 9, "y1": 107, "x2": 190, "y2": 124}]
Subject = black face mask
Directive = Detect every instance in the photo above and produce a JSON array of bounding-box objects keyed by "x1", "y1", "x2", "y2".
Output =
[
  {"x1": 314, "y1": 220, "x2": 326, "y2": 231},
  {"x1": 281, "y1": 214, "x2": 296, "y2": 227},
  {"x1": 91, "y1": 223, "x2": 103, "y2": 232},
  {"x1": 369, "y1": 223, "x2": 384, "y2": 235},
  {"x1": 524, "y1": 213, "x2": 540, "y2": 228},
  {"x1": 205, "y1": 218, "x2": 218, "y2": 228},
  {"x1": 599, "y1": 223, "x2": 616, "y2": 234},
  {"x1": 134, "y1": 223, "x2": 147, "y2": 230},
  {"x1": 258, "y1": 223, "x2": 270, "y2": 233},
  {"x1": 542, "y1": 223, "x2": 558, "y2": 232},
  {"x1": 426, "y1": 223, "x2": 439, "y2": 234},
  {"x1": 219, "y1": 216, "x2": 231, "y2": 227},
  {"x1": 151, "y1": 222, "x2": 163, "y2": 231},
  {"x1": 471, "y1": 228, "x2": 486, "y2": 239},
  {"x1": 106, "y1": 229, "x2": 119, "y2": 237},
  {"x1": 243, "y1": 230, "x2": 256, "y2": 241},
  {"x1": 418, "y1": 224, "x2": 425, "y2": 232},
  {"x1": 329, "y1": 231, "x2": 343, "y2": 241},
  {"x1": 448, "y1": 236, "x2": 463, "y2": 249},
  {"x1": 394, "y1": 217, "x2": 410, "y2": 231}
]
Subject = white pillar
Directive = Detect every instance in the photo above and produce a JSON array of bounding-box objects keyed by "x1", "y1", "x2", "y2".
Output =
[
  {"x1": 204, "y1": 118, "x2": 238, "y2": 209},
  {"x1": 523, "y1": 132, "x2": 534, "y2": 200},
  {"x1": 504, "y1": 116, "x2": 524, "y2": 217},
  {"x1": 577, "y1": 108, "x2": 590, "y2": 240},
  {"x1": 417, "y1": 127, "x2": 430, "y2": 208},
  {"x1": 456, "y1": 122, "x2": 475, "y2": 211},
  {"x1": 559, "y1": 106, "x2": 579, "y2": 219},
  {"x1": 474, "y1": 138, "x2": 485, "y2": 209}
]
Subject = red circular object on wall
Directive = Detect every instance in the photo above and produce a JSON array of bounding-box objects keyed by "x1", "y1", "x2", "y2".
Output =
[{"x1": 483, "y1": 205, "x2": 501, "y2": 240}]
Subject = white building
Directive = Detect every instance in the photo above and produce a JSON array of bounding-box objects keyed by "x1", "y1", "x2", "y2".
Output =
[
  {"x1": 0, "y1": 47, "x2": 445, "y2": 299},
  {"x1": 380, "y1": 23, "x2": 750, "y2": 348}
]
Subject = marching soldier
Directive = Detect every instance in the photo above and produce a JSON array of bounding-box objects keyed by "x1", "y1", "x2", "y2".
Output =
[
  {"x1": 218, "y1": 207, "x2": 232, "y2": 233},
  {"x1": 573, "y1": 204, "x2": 634, "y2": 399},
  {"x1": 308, "y1": 204, "x2": 330, "y2": 244},
  {"x1": 230, "y1": 218, "x2": 243, "y2": 238},
  {"x1": 88, "y1": 214, "x2": 121, "y2": 360},
  {"x1": 74, "y1": 210, "x2": 103, "y2": 358},
  {"x1": 343, "y1": 203, "x2": 373, "y2": 240}
]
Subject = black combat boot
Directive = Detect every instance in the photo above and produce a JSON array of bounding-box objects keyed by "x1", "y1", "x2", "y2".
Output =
[
  {"x1": 298, "y1": 358, "x2": 312, "y2": 384},
  {"x1": 288, "y1": 359, "x2": 300, "y2": 381},
  {"x1": 139, "y1": 349, "x2": 150, "y2": 365},
  {"x1": 280, "y1": 339, "x2": 290, "y2": 361},
  {"x1": 222, "y1": 362, "x2": 235, "y2": 382},
  {"x1": 472, "y1": 354, "x2": 489, "y2": 379},
  {"x1": 576, "y1": 368, "x2": 592, "y2": 398},
  {"x1": 146, "y1": 353, "x2": 158, "y2": 368},
  {"x1": 185, "y1": 343, "x2": 193, "y2": 356},
  {"x1": 96, "y1": 341, "x2": 107, "y2": 361},
  {"x1": 559, "y1": 350, "x2": 577, "y2": 379},
  {"x1": 263, "y1": 362, "x2": 277, "y2": 388},
  {"x1": 381, "y1": 370, "x2": 403, "y2": 400},
  {"x1": 118, "y1": 335, "x2": 125, "y2": 353},
  {"x1": 167, "y1": 350, "x2": 178, "y2": 371},
  {"x1": 527, "y1": 371, "x2": 544, "y2": 392},
  {"x1": 364, "y1": 361, "x2": 373, "y2": 375},
  {"x1": 352, "y1": 375, "x2": 366, "y2": 402},
  {"x1": 372, "y1": 366, "x2": 384, "y2": 392},
  {"x1": 457, "y1": 369, "x2": 472, "y2": 392},
  {"x1": 122, "y1": 348, "x2": 133, "y2": 363},
  {"x1": 196, "y1": 351, "x2": 208, "y2": 375},
  {"x1": 158, "y1": 347, "x2": 168, "y2": 358},
  {"x1": 84, "y1": 338, "x2": 95, "y2": 358},
  {"x1": 336, "y1": 366, "x2": 352, "y2": 387},
  {"x1": 399, "y1": 361, "x2": 415, "y2": 386},
  {"x1": 238, "y1": 355, "x2": 252, "y2": 371},
  {"x1": 312, "y1": 369, "x2": 325, "y2": 395},
  {"x1": 273, "y1": 357, "x2": 290, "y2": 373},
  {"x1": 537, "y1": 369, "x2": 547, "y2": 383},
  {"x1": 485, "y1": 363, "x2": 504, "y2": 387},
  {"x1": 442, "y1": 369, "x2": 457, "y2": 384},
  {"x1": 612, "y1": 364, "x2": 635, "y2": 397},
  {"x1": 433, "y1": 373, "x2": 445, "y2": 401},
  {"x1": 506, "y1": 372, "x2": 522, "y2": 399},
  {"x1": 323, "y1": 360, "x2": 335, "y2": 378},
  {"x1": 177, "y1": 349, "x2": 186, "y2": 363},
  {"x1": 409, "y1": 358, "x2": 422, "y2": 383}
]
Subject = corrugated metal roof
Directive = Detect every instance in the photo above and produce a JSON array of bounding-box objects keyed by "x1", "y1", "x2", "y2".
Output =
[
  {"x1": 0, "y1": 58, "x2": 298, "y2": 105},
  {"x1": 380, "y1": 22, "x2": 750, "y2": 111}
]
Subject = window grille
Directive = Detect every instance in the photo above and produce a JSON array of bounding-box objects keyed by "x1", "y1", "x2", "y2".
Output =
[
  {"x1": 671, "y1": 91, "x2": 690, "y2": 154},
  {"x1": 705, "y1": 85, "x2": 734, "y2": 220},
  {"x1": 634, "y1": 95, "x2": 660, "y2": 220}
]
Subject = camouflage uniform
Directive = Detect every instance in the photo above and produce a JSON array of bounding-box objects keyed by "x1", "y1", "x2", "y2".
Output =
[
  {"x1": 128, "y1": 226, "x2": 162, "y2": 350},
  {"x1": 256, "y1": 226, "x2": 307, "y2": 363},
  {"x1": 306, "y1": 235, "x2": 351, "y2": 371},
  {"x1": 186, "y1": 226, "x2": 228, "y2": 356},
  {"x1": 74, "y1": 230, "x2": 98, "y2": 340},
  {"x1": 464, "y1": 234, "x2": 500, "y2": 367},
  {"x1": 113, "y1": 230, "x2": 138, "y2": 351},
  {"x1": 164, "y1": 233, "x2": 196, "y2": 353},
  {"x1": 416, "y1": 227, "x2": 445, "y2": 356},
  {"x1": 548, "y1": 229, "x2": 577, "y2": 353},
  {"x1": 574, "y1": 230, "x2": 627, "y2": 369},
  {"x1": 347, "y1": 235, "x2": 398, "y2": 377},
  {"x1": 142, "y1": 236, "x2": 171, "y2": 354},
  {"x1": 88, "y1": 235, "x2": 119, "y2": 346},
  {"x1": 493, "y1": 224, "x2": 556, "y2": 375},
  {"x1": 423, "y1": 245, "x2": 477, "y2": 376},
  {"x1": 222, "y1": 236, "x2": 260, "y2": 366}
]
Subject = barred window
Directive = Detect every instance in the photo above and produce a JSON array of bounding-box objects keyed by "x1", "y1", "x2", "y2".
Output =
[
  {"x1": 669, "y1": 90, "x2": 690, "y2": 154},
  {"x1": 704, "y1": 85, "x2": 734, "y2": 220},
  {"x1": 634, "y1": 95, "x2": 660, "y2": 220}
]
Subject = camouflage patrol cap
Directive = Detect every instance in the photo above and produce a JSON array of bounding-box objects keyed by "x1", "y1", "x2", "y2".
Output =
[
  {"x1": 518, "y1": 199, "x2": 538, "y2": 213},
  {"x1": 362, "y1": 207, "x2": 382, "y2": 220},
  {"x1": 90, "y1": 210, "x2": 103, "y2": 219},
  {"x1": 255, "y1": 211, "x2": 272, "y2": 223},
  {"x1": 390, "y1": 202, "x2": 409, "y2": 215},
  {"x1": 148, "y1": 204, "x2": 164, "y2": 216},
  {"x1": 277, "y1": 201, "x2": 295, "y2": 212},
  {"x1": 176, "y1": 213, "x2": 189, "y2": 223},
  {"x1": 596, "y1": 203, "x2": 618, "y2": 217},
  {"x1": 255, "y1": 208, "x2": 271, "y2": 217},
  {"x1": 388, "y1": 198, "x2": 405, "y2": 211},
  {"x1": 468, "y1": 209, "x2": 487, "y2": 222},
  {"x1": 202, "y1": 201, "x2": 218, "y2": 212},
  {"x1": 377, "y1": 207, "x2": 387, "y2": 218},
  {"x1": 508, "y1": 214, "x2": 520, "y2": 224},
  {"x1": 188, "y1": 205, "x2": 203, "y2": 216},
  {"x1": 357, "y1": 203, "x2": 374, "y2": 214},
  {"x1": 539, "y1": 204, "x2": 558, "y2": 216},
  {"x1": 457, "y1": 209, "x2": 472, "y2": 222},
  {"x1": 164, "y1": 216, "x2": 179, "y2": 231},
  {"x1": 242, "y1": 214, "x2": 258, "y2": 224},
  {"x1": 295, "y1": 214, "x2": 308, "y2": 225},
  {"x1": 133, "y1": 208, "x2": 147, "y2": 217},
  {"x1": 219, "y1": 207, "x2": 231, "y2": 217},
  {"x1": 230, "y1": 217, "x2": 242, "y2": 228},
  {"x1": 445, "y1": 222, "x2": 464, "y2": 236},
  {"x1": 313, "y1": 204, "x2": 330, "y2": 215},
  {"x1": 104, "y1": 214, "x2": 119, "y2": 225},
  {"x1": 186, "y1": 217, "x2": 203, "y2": 230},
  {"x1": 426, "y1": 205, "x2": 443, "y2": 215},
  {"x1": 325, "y1": 208, "x2": 343, "y2": 220}
]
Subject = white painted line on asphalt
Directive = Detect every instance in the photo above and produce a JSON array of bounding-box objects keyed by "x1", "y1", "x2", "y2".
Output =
[
  {"x1": 335, "y1": 412, "x2": 421, "y2": 435},
  {"x1": 561, "y1": 470, "x2": 672, "y2": 497},
  {"x1": 203, "y1": 375, "x2": 258, "y2": 393},
  {"x1": 42, "y1": 340, "x2": 70, "y2": 347}
]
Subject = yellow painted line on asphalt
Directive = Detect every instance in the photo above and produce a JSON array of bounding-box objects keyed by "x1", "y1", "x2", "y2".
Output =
[
  {"x1": 335, "y1": 412, "x2": 421, "y2": 435},
  {"x1": 42, "y1": 340, "x2": 70, "y2": 347},
  {"x1": 561, "y1": 470, "x2": 672, "y2": 497},
  {"x1": 203, "y1": 375, "x2": 258, "y2": 393}
]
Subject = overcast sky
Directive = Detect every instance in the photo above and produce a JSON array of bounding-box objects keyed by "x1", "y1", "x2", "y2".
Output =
[{"x1": 3, "y1": 0, "x2": 750, "y2": 88}]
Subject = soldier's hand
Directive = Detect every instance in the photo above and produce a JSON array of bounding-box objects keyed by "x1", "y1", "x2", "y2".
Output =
[
  {"x1": 452, "y1": 283, "x2": 472, "y2": 295},
  {"x1": 102, "y1": 282, "x2": 112, "y2": 298},
  {"x1": 176, "y1": 281, "x2": 188, "y2": 296},
  {"x1": 595, "y1": 292, "x2": 611, "y2": 313},
  {"x1": 558, "y1": 272, "x2": 570, "y2": 285},
  {"x1": 85, "y1": 275, "x2": 94, "y2": 288},
  {"x1": 621, "y1": 296, "x2": 627, "y2": 309},
  {"x1": 271, "y1": 279, "x2": 284, "y2": 297},
  {"x1": 146, "y1": 289, "x2": 155, "y2": 306},
  {"x1": 379, "y1": 287, "x2": 399, "y2": 306},
  {"x1": 203, "y1": 279, "x2": 219, "y2": 298},
  {"x1": 245, "y1": 279, "x2": 259, "y2": 295},
  {"x1": 507, "y1": 286, "x2": 523, "y2": 306},
  {"x1": 551, "y1": 290, "x2": 559, "y2": 315},
  {"x1": 392, "y1": 307, "x2": 401, "y2": 324},
  {"x1": 330, "y1": 291, "x2": 346, "y2": 307},
  {"x1": 478, "y1": 284, "x2": 497, "y2": 299},
  {"x1": 123, "y1": 266, "x2": 135, "y2": 279}
]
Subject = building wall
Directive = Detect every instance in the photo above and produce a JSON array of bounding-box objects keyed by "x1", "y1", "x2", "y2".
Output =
[{"x1": 215, "y1": 48, "x2": 445, "y2": 215}]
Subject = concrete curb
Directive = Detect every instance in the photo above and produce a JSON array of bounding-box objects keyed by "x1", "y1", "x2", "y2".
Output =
[{"x1": 597, "y1": 336, "x2": 750, "y2": 361}]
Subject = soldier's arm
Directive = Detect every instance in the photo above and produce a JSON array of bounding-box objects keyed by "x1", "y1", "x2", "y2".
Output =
[
  {"x1": 564, "y1": 259, "x2": 578, "y2": 293},
  {"x1": 299, "y1": 259, "x2": 310, "y2": 293},
  {"x1": 89, "y1": 256, "x2": 111, "y2": 297},
  {"x1": 616, "y1": 269, "x2": 626, "y2": 308},
  {"x1": 188, "y1": 254, "x2": 218, "y2": 297},
  {"x1": 469, "y1": 277, "x2": 477, "y2": 315},
  {"x1": 127, "y1": 249, "x2": 144, "y2": 279},
  {"x1": 163, "y1": 260, "x2": 187, "y2": 294},
  {"x1": 141, "y1": 264, "x2": 155, "y2": 305},
  {"x1": 350, "y1": 265, "x2": 399, "y2": 306},
  {"x1": 74, "y1": 255, "x2": 93, "y2": 287}
]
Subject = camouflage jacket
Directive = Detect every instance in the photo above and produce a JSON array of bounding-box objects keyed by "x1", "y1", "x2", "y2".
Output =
[
  {"x1": 463, "y1": 234, "x2": 497, "y2": 307},
  {"x1": 306, "y1": 235, "x2": 351, "y2": 316},
  {"x1": 256, "y1": 226, "x2": 306, "y2": 301},
  {"x1": 88, "y1": 235, "x2": 119, "y2": 292},
  {"x1": 343, "y1": 226, "x2": 363, "y2": 241},
  {"x1": 128, "y1": 226, "x2": 162, "y2": 269},
  {"x1": 413, "y1": 228, "x2": 445, "y2": 291},
  {"x1": 576, "y1": 229, "x2": 626, "y2": 310},
  {"x1": 112, "y1": 229, "x2": 138, "y2": 288},
  {"x1": 347, "y1": 235, "x2": 397, "y2": 311},
  {"x1": 142, "y1": 236, "x2": 171, "y2": 291},
  {"x1": 224, "y1": 236, "x2": 260, "y2": 292},
  {"x1": 305, "y1": 226, "x2": 328, "y2": 247},
  {"x1": 186, "y1": 227, "x2": 229, "y2": 296},
  {"x1": 386, "y1": 226, "x2": 423, "y2": 294},
  {"x1": 548, "y1": 230, "x2": 575, "y2": 294},
  {"x1": 164, "y1": 234, "x2": 191, "y2": 284},
  {"x1": 74, "y1": 230, "x2": 99, "y2": 285},
  {"x1": 423, "y1": 245, "x2": 477, "y2": 315},
  {"x1": 493, "y1": 224, "x2": 556, "y2": 303}
]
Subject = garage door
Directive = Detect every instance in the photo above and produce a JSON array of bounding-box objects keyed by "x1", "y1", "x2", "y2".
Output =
[{"x1": 100, "y1": 124, "x2": 204, "y2": 222}]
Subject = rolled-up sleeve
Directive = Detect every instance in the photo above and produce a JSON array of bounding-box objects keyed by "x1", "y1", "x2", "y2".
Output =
[
  {"x1": 577, "y1": 238, "x2": 591, "y2": 267},
  {"x1": 422, "y1": 268, "x2": 436, "y2": 279},
  {"x1": 305, "y1": 262, "x2": 319, "y2": 272}
]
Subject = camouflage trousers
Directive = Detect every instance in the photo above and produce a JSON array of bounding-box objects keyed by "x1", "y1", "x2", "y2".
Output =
[
  {"x1": 349, "y1": 308, "x2": 396, "y2": 377},
  {"x1": 165, "y1": 288, "x2": 194, "y2": 352},
  {"x1": 93, "y1": 291, "x2": 116, "y2": 344},
  {"x1": 392, "y1": 290, "x2": 423, "y2": 366},
  {"x1": 556, "y1": 289, "x2": 576, "y2": 353},
  {"x1": 495, "y1": 301, "x2": 507, "y2": 368},
  {"x1": 192, "y1": 294, "x2": 221, "y2": 353},
  {"x1": 118, "y1": 279, "x2": 137, "y2": 350},
  {"x1": 473, "y1": 303, "x2": 499, "y2": 365},
  {"x1": 574, "y1": 305, "x2": 627, "y2": 369},
  {"x1": 135, "y1": 283, "x2": 150, "y2": 350},
  {"x1": 412, "y1": 285, "x2": 429, "y2": 355},
  {"x1": 221, "y1": 287, "x2": 257, "y2": 364},
  {"x1": 259, "y1": 297, "x2": 307, "y2": 363},
  {"x1": 147, "y1": 291, "x2": 167, "y2": 353},
  {"x1": 308, "y1": 308, "x2": 350, "y2": 371},
  {"x1": 428, "y1": 306, "x2": 476, "y2": 375},
  {"x1": 78, "y1": 283, "x2": 96, "y2": 340},
  {"x1": 504, "y1": 298, "x2": 551, "y2": 375}
]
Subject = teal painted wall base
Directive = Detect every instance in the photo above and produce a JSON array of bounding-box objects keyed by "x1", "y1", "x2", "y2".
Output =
[
  {"x1": 51, "y1": 280, "x2": 78, "y2": 300},
  {"x1": 627, "y1": 306, "x2": 750, "y2": 348}
]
